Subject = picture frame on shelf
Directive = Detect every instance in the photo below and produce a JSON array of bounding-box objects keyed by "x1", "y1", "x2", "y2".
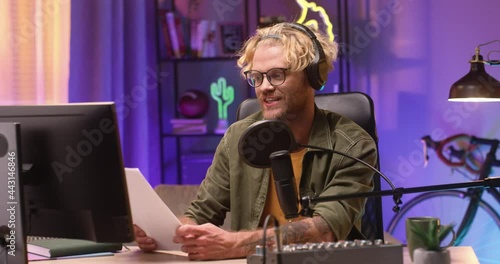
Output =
[{"x1": 220, "y1": 23, "x2": 244, "y2": 54}]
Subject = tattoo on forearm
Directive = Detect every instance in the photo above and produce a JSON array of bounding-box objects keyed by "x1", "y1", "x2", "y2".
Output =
[
  {"x1": 242, "y1": 233, "x2": 275, "y2": 255},
  {"x1": 281, "y1": 217, "x2": 333, "y2": 244},
  {"x1": 281, "y1": 221, "x2": 313, "y2": 244},
  {"x1": 312, "y1": 216, "x2": 334, "y2": 239},
  {"x1": 242, "y1": 239, "x2": 259, "y2": 255}
]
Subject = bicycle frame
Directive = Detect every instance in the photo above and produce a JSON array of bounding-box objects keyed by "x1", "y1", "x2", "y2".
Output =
[
  {"x1": 387, "y1": 135, "x2": 500, "y2": 254},
  {"x1": 455, "y1": 136, "x2": 500, "y2": 244}
]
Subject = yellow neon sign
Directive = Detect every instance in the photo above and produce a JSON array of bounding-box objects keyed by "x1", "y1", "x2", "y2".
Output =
[{"x1": 295, "y1": 0, "x2": 335, "y2": 42}]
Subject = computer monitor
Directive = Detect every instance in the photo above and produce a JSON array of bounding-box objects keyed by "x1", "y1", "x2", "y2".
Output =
[
  {"x1": 1, "y1": 122, "x2": 27, "y2": 264},
  {"x1": 0, "y1": 102, "x2": 134, "y2": 243}
]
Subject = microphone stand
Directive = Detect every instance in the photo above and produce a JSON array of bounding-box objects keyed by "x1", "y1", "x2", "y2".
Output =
[
  {"x1": 300, "y1": 177, "x2": 500, "y2": 216},
  {"x1": 298, "y1": 139, "x2": 500, "y2": 216}
]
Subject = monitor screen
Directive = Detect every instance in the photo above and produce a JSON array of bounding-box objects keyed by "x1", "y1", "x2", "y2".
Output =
[{"x1": 0, "y1": 102, "x2": 134, "y2": 243}]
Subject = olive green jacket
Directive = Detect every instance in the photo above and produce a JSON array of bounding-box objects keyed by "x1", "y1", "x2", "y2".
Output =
[{"x1": 184, "y1": 106, "x2": 377, "y2": 240}]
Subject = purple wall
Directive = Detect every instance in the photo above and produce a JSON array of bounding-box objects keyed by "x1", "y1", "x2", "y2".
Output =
[{"x1": 345, "y1": 0, "x2": 500, "y2": 262}]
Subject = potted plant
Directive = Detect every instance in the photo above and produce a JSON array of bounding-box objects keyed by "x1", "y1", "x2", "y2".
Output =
[{"x1": 408, "y1": 221, "x2": 456, "y2": 264}]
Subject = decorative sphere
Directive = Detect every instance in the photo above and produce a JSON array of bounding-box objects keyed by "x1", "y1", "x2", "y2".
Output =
[{"x1": 177, "y1": 90, "x2": 210, "y2": 118}]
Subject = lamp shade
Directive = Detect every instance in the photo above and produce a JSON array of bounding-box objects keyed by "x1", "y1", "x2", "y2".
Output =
[{"x1": 449, "y1": 55, "x2": 500, "y2": 102}]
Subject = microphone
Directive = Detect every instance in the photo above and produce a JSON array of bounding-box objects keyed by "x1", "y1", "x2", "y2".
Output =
[
  {"x1": 238, "y1": 120, "x2": 297, "y2": 168},
  {"x1": 238, "y1": 119, "x2": 402, "y2": 217},
  {"x1": 269, "y1": 150, "x2": 299, "y2": 219}
]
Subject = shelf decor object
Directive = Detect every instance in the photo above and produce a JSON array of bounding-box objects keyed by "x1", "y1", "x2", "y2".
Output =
[
  {"x1": 210, "y1": 77, "x2": 234, "y2": 134},
  {"x1": 449, "y1": 40, "x2": 500, "y2": 102},
  {"x1": 177, "y1": 89, "x2": 210, "y2": 118},
  {"x1": 220, "y1": 23, "x2": 243, "y2": 54}
]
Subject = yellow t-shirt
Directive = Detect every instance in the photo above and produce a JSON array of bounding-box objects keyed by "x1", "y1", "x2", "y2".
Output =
[{"x1": 260, "y1": 148, "x2": 307, "y2": 225}]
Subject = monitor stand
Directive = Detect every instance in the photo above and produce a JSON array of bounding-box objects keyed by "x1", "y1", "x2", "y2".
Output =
[{"x1": 0, "y1": 123, "x2": 28, "y2": 264}]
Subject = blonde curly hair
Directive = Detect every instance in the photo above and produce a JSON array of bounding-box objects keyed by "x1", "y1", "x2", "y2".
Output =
[{"x1": 237, "y1": 22, "x2": 338, "y2": 79}]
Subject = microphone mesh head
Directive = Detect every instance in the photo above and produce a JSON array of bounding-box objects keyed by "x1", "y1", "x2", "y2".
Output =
[{"x1": 238, "y1": 120, "x2": 296, "y2": 168}]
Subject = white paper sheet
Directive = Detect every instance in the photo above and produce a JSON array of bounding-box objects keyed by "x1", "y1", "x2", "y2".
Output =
[{"x1": 125, "y1": 168, "x2": 181, "y2": 251}]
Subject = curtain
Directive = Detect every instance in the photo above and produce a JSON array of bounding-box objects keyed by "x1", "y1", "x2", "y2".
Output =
[
  {"x1": 68, "y1": 0, "x2": 161, "y2": 185},
  {"x1": 0, "y1": 0, "x2": 70, "y2": 104}
]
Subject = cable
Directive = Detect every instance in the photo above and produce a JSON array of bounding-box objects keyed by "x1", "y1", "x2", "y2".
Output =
[
  {"x1": 299, "y1": 143, "x2": 404, "y2": 212},
  {"x1": 477, "y1": 40, "x2": 500, "y2": 48},
  {"x1": 476, "y1": 40, "x2": 500, "y2": 65},
  {"x1": 261, "y1": 214, "x2": 279, "y2": 264},
  {"x1": 300, "y1": 143, "x2": 397, "y2": 190}
]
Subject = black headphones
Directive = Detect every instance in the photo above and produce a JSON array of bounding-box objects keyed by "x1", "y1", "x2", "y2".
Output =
[{"x1": 285, "y1": 23, "x2": 328, "y2": 90}]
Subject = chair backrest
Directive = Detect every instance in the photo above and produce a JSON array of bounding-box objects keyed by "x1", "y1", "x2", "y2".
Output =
[{"x1": 236, "y1": 92, "x2": 384, "y2": 241}]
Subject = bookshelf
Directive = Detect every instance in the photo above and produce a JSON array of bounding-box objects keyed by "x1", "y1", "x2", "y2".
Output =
[{"x1": 156, "y1": 0, "x2": 254, "y2": 184}]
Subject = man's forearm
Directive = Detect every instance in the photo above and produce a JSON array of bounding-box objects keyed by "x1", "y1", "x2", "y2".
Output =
[
  {"x1": 234, "y1": 216, "x2": 334, "y2": 257},
  {"x1": 178, "y1": 216, "x2": 197, "y2": 225},
  {"x1": 281, "y1": 216, "x2": 335, "y2": 244},
  {"x1": 174, "y1": 215, "x2": 334, "y2": 259}
]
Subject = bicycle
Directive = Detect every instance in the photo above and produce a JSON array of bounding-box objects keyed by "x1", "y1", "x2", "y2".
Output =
[{"x1": 386, "y1": 134, "x2": 500, "y2": 264}]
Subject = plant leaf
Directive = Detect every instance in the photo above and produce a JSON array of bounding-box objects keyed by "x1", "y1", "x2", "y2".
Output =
[{"x1": 409, "y1": 221, "x2": 434, "y2": 249}]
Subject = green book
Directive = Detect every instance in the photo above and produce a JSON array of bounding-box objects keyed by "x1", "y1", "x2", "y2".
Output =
[{"x1": 27, "y1": 238, "x2": 123, "y2": 258}]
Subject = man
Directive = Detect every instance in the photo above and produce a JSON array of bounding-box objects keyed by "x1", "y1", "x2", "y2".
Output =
[{"x1": 135, "y1": 22, "x2": 377, "y2": 260}]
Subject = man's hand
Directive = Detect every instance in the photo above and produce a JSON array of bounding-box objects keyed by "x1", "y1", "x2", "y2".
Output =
[
  {"x1": 171, "y1": 216, "x2": 334, "y2": 260},
  {"x1": 134, "y1": 224, "x2": 157, "y2": 252},
  {"x1": 173, "y1": 223, "x2": 249, "y2": 260}
]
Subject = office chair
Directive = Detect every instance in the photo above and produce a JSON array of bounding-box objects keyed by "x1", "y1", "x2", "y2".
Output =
[{"x1": 236, "y1": 92, "x2": 384, "y2": 241}]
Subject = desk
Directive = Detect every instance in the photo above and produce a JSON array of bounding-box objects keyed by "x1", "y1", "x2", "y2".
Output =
[
  {"x1": 404, "y1": 246, "x2": 479, "y2": 264},
  {"x1": 33, "y1": 248, "x2": 245, "y2": 264},
  {"x1": 35, "y1": 246, "x2": 478, "y2": 264}
]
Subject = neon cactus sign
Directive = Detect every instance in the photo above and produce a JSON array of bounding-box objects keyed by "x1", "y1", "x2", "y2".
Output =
[{"x1": 210, "y1": 77, "x2": 234, "y2": 133}]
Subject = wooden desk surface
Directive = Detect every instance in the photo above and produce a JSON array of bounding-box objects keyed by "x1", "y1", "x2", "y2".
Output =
[
  {"x1": 34, "y1": 246, "x2": 479, "y2": 264},
  {"x1": 32, "y1": 247, "x2": 246, "y2": 264}
]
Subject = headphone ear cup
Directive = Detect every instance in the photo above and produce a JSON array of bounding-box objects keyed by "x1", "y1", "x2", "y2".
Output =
[
  {"x1": 305, "y1": 64, "x2": 320, "y2": 90},
  {"x1": 306, "y1": 59, "x2": 328, "y2": 90},
  {"x1": 317, "y1": 59, "x2": 329, "y2": 89}
]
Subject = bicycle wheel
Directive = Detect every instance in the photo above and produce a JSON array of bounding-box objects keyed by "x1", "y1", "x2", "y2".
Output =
[{"x1": 387, "y1": 190, "x2": 500, "y2": 264}]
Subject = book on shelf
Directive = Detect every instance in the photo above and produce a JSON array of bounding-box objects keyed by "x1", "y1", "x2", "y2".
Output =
[
  {"x1": 159, "y1": 10, "x2": 174, "y2": 58},
  {"x1": 172, "y1": 125, "x2": 207, "y2": 135},
  {"x1": 165, "y1": 12, "x2": 188, "y2": 58},
  {"x1": 26, "y1": 237, "x2": 123, "y2": 258},
  {"x1": 170, "y1": 118, "x2": 206, "y2": 124},
  {"x1": 172, "y1": 129, "x2": 207, "y2": 135},
  {"x1": 190, "y1": 19, "x2": 200, "y2": 57},
  {"x1": 191, "y1": 19, "x2": 217, "y2": 58},
  {"x1": 170, "y1": 118, "x2": 207, "y2": 134},
  {"x1": 160, "y1": 9, "x2": 241, "y2": 59}
]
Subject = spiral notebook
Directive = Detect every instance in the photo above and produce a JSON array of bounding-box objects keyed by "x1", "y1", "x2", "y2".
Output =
[{"x1": 124, "y1": 168, "x2": 182, "y2": 251}]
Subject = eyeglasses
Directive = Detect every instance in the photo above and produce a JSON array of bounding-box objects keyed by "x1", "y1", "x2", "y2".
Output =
[{"x1": 244, "y1": 68, "x2": 288, "y2": 88}]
